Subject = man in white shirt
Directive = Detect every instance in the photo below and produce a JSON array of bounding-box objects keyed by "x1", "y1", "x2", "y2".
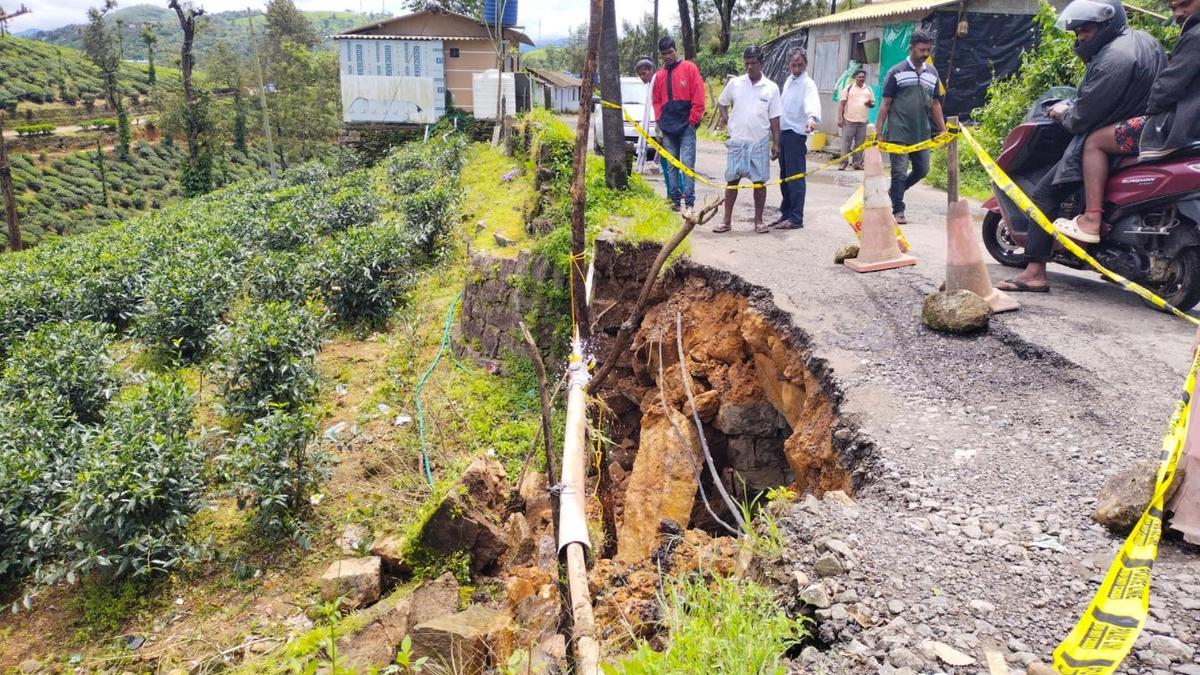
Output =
[
  {"x1": 715, "y1": 45, "x2": 782, "y2": 233},
  {"x1": 773, "y1": 47, "x2": 821, "y2": 229}
]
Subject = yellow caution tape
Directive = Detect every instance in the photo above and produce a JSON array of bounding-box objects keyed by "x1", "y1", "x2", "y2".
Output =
[
  {"x1": 959, "y1": 126, "x2": 1200, "y2": 326},
  {"x1": 1052, "y1": 349, "x2": 1197, "y2": 674},
  {"x1": 599, "y1": 99, "x2": 956, "y2": 191}
]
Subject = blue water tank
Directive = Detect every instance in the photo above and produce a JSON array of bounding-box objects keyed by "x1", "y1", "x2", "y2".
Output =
[{"x1": 483, "y1": 0, "x2": 518, "y2": 26}]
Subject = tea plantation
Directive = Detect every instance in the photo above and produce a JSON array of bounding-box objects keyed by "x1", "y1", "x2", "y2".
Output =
[
  {"x1": 0, "y1": 35, "x2": 162, "y2": 107},
  {"x1": 9, "y1": 141, "x2": 273, "y2": 247},
  {"x1": 0, "y1": 135, "x2": 466, "y2": 606}
]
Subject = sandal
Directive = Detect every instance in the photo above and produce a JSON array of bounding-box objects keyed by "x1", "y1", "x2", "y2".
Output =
[
  {"x1": 1053, "y1": 213, "x2": 1101, "y2": 244},
  {"x1": 775, "y1": 220, "x2": 803, "y2": 230},
  {"x1": 894, "y1": 213, "x2": 907, "y2": 225},
  {"x1": 712, "y1": 223, "x2": 731, "y2": 233},
  {"x1": 754, "y1": 222, "x2": 771, "y2": 234},
  {"x1": 996, "y1": 278, "x2": 1049, "y2": 293}
]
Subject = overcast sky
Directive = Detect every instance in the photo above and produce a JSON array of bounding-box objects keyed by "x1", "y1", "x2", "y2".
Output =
[{"x1": 9, "y1": 0, "x2": 677, "y2": 42}]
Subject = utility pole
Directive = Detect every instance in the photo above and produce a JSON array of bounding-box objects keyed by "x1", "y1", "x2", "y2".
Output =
[
  {"x1": 246, "y1": 9, "x2": 278, "y2": 180},
  {"x1": 651, "y1": 0, "x2": 659, "y2": 66},
  {"x1": 598, "y1": 0, "x2": 627, "y2": 188},
  {"x1": 0, "y1": 112, "x2": 21, "y2": 251}
]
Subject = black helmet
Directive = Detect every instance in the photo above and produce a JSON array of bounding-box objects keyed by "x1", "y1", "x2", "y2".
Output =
[
  {"x1": 1057, "y1": 0, "x2": 1128, "y2": 62},
  {"x1": 1055, "y1": 0, "x2": 1127, "y2": 31}
]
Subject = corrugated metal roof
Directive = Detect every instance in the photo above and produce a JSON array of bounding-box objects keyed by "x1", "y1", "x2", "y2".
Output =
[
  {"x1": 796, "y1": 0, "x2": 958, "y2": 28},
  {"x1": 527, "y1": 67, "x2": 581, "y2": 88}
]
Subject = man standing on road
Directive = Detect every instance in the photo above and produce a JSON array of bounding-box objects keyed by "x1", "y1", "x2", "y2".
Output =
[
  {"x1": 715, "y1": 46, "x2": 782, "y2": 234},
  {"x1": 651, "y1": 36, "x2": 705, "y2": 214},
  {"x1": 838, "y1": 68, "x2": 875, "y2": 170},
  {"x1": 772, "y1": 47, "x2": 820, "y2": 230},
  {"x1": 875, "y1": 31, "x2": 946, "y2": 225},
  {"x1": 635, "y1": 58, "x2": 672, "y2": 195}
]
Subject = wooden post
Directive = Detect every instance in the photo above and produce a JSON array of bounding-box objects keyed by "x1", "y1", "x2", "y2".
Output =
[
  {"x1": 569, "y1": 0, "x2": 603, "y2": 344},
  {"x1": 946, "y1": 115, "x2": 959, "y2": 204},
  {"x1": 0, "y1": 112, "x2": 21, "y2": 252}
]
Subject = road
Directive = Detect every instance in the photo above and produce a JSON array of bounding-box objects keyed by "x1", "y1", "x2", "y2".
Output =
[{"x1": 638, "y1": 134, "x2": 1200, "y2": 672}]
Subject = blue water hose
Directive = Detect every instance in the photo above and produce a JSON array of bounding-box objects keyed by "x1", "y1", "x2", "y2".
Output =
[{"x1": 415, "y1": 292, "x2": 462, "y2": 486}]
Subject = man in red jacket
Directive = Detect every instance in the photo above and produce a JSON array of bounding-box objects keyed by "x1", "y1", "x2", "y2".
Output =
[{"x1": 652, "y1": 36, "x2": 706, "y2": 214}]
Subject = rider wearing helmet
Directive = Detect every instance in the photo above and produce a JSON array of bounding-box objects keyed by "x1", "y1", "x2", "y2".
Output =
[{"x1": 996, "y1": 0, "x2": 1166, "y2": 293}]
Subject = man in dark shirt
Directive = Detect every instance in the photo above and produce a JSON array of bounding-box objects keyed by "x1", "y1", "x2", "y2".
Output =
[{"x1": 875, "y1": 30, "x2": 946, "y2": 224}]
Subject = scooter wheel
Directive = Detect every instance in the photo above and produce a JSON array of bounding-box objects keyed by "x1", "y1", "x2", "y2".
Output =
[
  {"x1": 981, "y1": 211, "x2": 1025, "y2": 268},
  {"x1": 1144, "y1": 247, "x2": 1200, "y2": 313}
]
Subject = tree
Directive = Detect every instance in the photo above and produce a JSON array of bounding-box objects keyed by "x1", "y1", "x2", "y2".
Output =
[
  {"x1": 264, "y1": 0, "x2": 318, "y2": 71},
  {"x1": 207, "y1": 40, "x2": 247, "y2": 152},
  {"x1": 403, "y1": 0, "x2": 483, "y2": 16},
  {"x1": 598, "y1": 0, "x2": 627, "y2": 189},
  {"x1": 618, "y1": 14, "x2": 659, "y2": 72},
  {"x1": 141, "y1": 22, "x2": 159, "y2": 85},
  {"x1": 81, "y1": 0, "x2": 131, "y2": 161},
  {"x1": 746, "y1": 0, "x2": 822, "y2": 30},
  {"x1": 713, "y1": 0, "x2": 735, "y2": 54},
  {"x1": 522, "y1": 24, "x2": 587, "y2": 73},
  {"x1": 168, "y1": 0, "x2": 212, "y2": 196},
  {"x1": 270, "y1": 41, "x2": 340, "y2": 169},
  {"x1": 677, "y1": 0, "x2": 697, "y2": 60}
]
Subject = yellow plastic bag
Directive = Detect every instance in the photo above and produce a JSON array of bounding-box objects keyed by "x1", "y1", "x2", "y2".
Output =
[{"x1": 840, "y1": 185, "x2": 911, "y2": 253}]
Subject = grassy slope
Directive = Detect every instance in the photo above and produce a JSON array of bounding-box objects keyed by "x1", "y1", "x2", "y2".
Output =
[{"x1": 0, "y1": 116, "x2": 685, "y2": 671}]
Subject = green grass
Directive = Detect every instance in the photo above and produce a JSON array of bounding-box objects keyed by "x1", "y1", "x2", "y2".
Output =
[
  {"x1": 462, "y1": 144, "x2": 534, "y2": 256},
  {"x1": 604, "y1": 575, "x2": 809, "y2": 675}
]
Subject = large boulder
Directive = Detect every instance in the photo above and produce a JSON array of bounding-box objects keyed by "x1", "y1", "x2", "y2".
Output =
[
  {"x1": 1093, "y1": 459, "x2": 1175, "y2": 534},
  {"x1": 335, "y1": 597, "x2": 413, "y2": 672},
  {"x1": 407, "y1": 572, "x2": 462, "y2": 631},
  {"x1": 319, "y1": 557, "x2": 382, "y2": 609},
  {"x1": 410, "y1": 605, "x2": 514, "y2": 674},
  {"x1": 616, "y1": 401, "x2": 702, "y2": 563},
  {"x1": 410, "y1": 457, "x2": 511, "y2": 575},
  {"x1": 922, "y1": 290, "x2": 991, "y2": 334}
]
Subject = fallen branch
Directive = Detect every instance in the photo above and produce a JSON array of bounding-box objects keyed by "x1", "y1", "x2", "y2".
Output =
[
  {"x1": 586, "y1": 196, "x2": 723, "y2": 396},
  {"x1": 676, "y1": 310, "x2": 747, "y2": 532}
]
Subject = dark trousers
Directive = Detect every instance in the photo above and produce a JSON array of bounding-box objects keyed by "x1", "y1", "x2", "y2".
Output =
[
  {"x1": 888, "y1": 149, "x2": 930, "y2": 215},
  {"x1": 778, "y1": 130, "x2": 807, "y2": 225},
  {"x1": 1023, "y1": 170, "x2": 1080, "y2": 262}
]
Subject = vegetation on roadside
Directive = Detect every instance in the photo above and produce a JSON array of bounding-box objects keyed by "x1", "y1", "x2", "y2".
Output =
[{"x1": 605, "y1": 575, "x2": 809, "y2": 675}]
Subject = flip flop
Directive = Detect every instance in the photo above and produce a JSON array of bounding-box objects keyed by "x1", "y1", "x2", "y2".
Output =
[
  {"x1": 712, "y1": 223, "x2": 731, "y2": 233},
  {"x1": 894, "y1": 213, "x2": 907, "y2": 225},
  {"x1": 1053, "y1": 216, "x2": 1101, "y2": 244},
  {"x1": 754, "y1": 223, "x2": 771, "y2": 234},
  {"x1": 996, "y1": 278, "x2": 1049, "y2": 293}
]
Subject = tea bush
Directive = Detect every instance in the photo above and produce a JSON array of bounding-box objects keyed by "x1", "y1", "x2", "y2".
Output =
[
  {"x1": 214, "y1": 301, "x2": 324, "y2": 420},
  {"x1": 0, "y1": 320, "x2": 118, "y2": 424},
  {"x1": 133, "y1": 245, "x2": 241, "y2": 361},
  {"x1": 245, "y1": 249, "x2": 315, "y2": 304},
  {"x1": 61, "y1": 375, "x2": 204, "y2": 579},
  {"x1": 225, "y1": 410, "x2": 328, "y2": 540},
  {"x1": 315, "y1": 221, "x2": 414, "y2": 325}
]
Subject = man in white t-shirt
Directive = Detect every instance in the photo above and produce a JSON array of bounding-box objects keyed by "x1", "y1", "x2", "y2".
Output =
[{"x1": 715, "y1": 45, "x2": 782, "y2": 233}]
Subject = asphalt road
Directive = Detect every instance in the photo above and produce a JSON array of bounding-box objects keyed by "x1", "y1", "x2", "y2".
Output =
[{"x1": 637, "y1": 134, "x2": 1200, "y2": 672}]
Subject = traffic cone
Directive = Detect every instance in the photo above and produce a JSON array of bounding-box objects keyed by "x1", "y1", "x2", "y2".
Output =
[
  {"x1": 944, "y1": 198, "x2": 1019, "y2": 313},
  {"x1": 844, "y1": 131, "x2": 917, "y2": 273}
]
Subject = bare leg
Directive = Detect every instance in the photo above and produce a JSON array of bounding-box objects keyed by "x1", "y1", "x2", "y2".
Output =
[
  {"x1": 998, "y1": 261, "x2": 1048, "y2": 290},
  {"x1": 753, "y1": 186, "x2": 766, "y2": 227},
  {"x1": 720, "y1": 185, "x2": 738, "y2": 231},
  {"x1": 1080, "y1": 124, "x2": 1128, "y2": 235}
]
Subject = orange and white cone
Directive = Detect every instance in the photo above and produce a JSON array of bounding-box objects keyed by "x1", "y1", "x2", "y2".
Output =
[
  {"x1": 945, "y1": 198, "x2": 1019, "y2": 312},
  {"x1": 844, "y1": 130, "x2": 917, "y2": 273}
]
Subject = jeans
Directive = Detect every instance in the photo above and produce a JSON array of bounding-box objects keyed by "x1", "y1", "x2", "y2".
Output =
[
  {"x1": 661, "y1": 126, "x2": 697, "y2": 207},
  {"x1": 1022, "y1": 169, "x2": 1080, "y2": 263},
  {"x1": 840, "y1": 121, "x2": 867, "y2": 168},
  {"x1": 658, "y1": 152, "x2": 675, "y2": 200},
  {"x1": 888, "y1": 148, "x2": 930, "y2": 215},
  {"x1": 778, "y1": 129, "x2": 807, "y2": 225}
]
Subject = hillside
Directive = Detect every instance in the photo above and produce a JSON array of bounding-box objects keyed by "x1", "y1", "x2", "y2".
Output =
[
  {"x1": 28, "y1": 5, "x2": 386, "y2": 62},
  {"x1": 0, "y1": 34, "x2": 166, "y2": 107}
]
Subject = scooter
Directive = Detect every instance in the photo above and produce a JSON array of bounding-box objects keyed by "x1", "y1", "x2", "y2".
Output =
[{"x1": 981, "y1": 86, "x2": 1200, "y2": 310}]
